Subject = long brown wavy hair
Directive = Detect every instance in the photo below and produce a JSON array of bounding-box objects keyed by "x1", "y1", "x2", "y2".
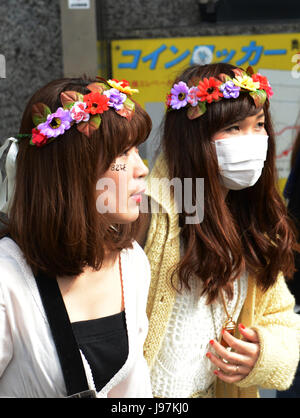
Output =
[
  {"x1": 0, "y1": 77, "x2": 152, "y2": 277},
  {"x1": 162, "y1": 63, "x2": 296, "y2": 303}
]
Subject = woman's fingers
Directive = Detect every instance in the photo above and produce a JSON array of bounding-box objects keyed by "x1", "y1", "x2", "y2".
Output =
[
  {"x1": 208, "y1": 338, "x2": 254, "y2": 368},
  {"x1": 221, "y1": 327, "x2": 260, "y2": 358},
  {"x1": 206, "y1": 351, "x2": 251, "y2": 376},
  {"x1": 238, "y1": 324, "x2": 260, "y2": 343},
  {"x1": 213, "y1": 368, "x2": 245, "y2": 384},
  {"x1": 206, "y1": 325, "x2": 260, "y2": 383}
]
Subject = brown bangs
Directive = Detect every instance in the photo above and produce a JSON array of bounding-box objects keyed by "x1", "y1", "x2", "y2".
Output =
[
  {"x1": 98, "y1": 100, "x2": 152, "y2": 174},
  {"x1": 1, "y1": 77, "x2": 151, "y2": 278},
  {"x1": 206, "y1": 93, "x2": 263, "y2": 135},
  {"x1": 175, "y1": 62, "x2": 267, "y2": 138}
]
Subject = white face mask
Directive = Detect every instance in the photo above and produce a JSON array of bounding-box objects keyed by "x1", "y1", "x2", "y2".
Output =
[{"x1": 214, "y1": 135, "x2": 269, "y2": 190}]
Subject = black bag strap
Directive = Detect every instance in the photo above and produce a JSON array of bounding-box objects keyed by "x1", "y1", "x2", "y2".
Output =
[{"x1": 35, "y1": 270, "x2": 96, "y2": 398}]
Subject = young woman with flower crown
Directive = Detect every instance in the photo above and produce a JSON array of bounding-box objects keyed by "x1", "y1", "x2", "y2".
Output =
[
  {"x1": 136, "y1": 63, "x2": 300, "y2": 398},
  {"x1": 0, "y1": 77, "x2": 153, "y2": 397}
]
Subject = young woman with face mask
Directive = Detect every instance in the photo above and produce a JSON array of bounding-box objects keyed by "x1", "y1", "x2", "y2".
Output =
[{"x1": 136, "y1": 63, "x2": 300, "y2": 398}]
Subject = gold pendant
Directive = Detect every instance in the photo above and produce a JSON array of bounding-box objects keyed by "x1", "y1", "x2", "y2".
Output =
[{"x1": 220, "y1": 317, "x2": 236, "y2": 347}]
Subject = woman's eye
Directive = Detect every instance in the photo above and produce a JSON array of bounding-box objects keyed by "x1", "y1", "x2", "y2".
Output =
[
  {"x1": 225, "y1": 125, "x2": 239, "y2": 132},
  {"x1": 257, "y1": 122, "x2": 265, "y2": 129}
]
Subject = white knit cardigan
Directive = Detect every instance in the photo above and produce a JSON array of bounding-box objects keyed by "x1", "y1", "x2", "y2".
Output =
[{"x1": 0, "y1": 237, "x2": 152, "y2": 398}]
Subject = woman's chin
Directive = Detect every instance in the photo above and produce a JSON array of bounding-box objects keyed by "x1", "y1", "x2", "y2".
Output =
[{"x1": 107, "y1": 208, "x2": 140, "y2": 225}]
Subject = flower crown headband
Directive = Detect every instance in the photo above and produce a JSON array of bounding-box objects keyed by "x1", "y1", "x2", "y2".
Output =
[
  {"x1": 19, "y1": 78, "x2": 139, "y2": 147},
  {"x1": 166, "y1": 66, "x2": 273, "y2": 120}
]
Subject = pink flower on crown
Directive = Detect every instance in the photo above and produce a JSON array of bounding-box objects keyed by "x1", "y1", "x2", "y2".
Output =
[
  {"x1": 70, "y1": 101, "x2": 90, "y2": 123},
  {"x1": 187, "y1": 86, "x2": 200, "y2": 107}
]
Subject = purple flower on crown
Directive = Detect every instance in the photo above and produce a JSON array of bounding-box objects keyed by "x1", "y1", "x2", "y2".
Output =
[
  {"x1": 37, "y1": 107, "x2": 73, "y2": 138},
  {"x1": 103, "y1": 88, "x2": 127, "y2": 111},
  {"x1": 170, "y1": 81, "x2": 189, "y2": 109},
  {"x1": 220, "y1": 81, "x2": 240, "y2": 99},
  {"x1": 187, "y1": 86, "x2": 199, "y2": 107}
]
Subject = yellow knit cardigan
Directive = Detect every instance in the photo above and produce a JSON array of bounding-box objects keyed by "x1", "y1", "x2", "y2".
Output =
[{"x1": 143, "y1": 153, "x2": 300, "y2": 398}]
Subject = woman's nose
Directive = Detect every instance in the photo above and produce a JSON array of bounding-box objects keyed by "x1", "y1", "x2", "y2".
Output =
[{"x1": 134, "y1": 154, "x2": 149, "y2": 178}]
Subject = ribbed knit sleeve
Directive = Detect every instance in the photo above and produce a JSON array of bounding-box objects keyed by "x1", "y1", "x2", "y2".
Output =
[{"x1": 143, "y1": 153, "x2": 181, "y2": 368}]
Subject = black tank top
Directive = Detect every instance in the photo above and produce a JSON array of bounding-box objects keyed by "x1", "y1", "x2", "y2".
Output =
[{"x1": 72, "y1": 311, "x2": 128, "y2": 392}]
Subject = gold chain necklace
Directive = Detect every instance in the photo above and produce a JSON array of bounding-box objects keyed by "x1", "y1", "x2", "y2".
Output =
[
  {"x1": 210, "y1": 279, "x2": 241, "y2": 347},
  {"x1": 220, "y1": 278, "x2": 241, "y2": 347}
]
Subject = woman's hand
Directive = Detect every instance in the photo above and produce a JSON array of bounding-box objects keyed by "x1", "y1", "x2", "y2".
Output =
[{"x1": 206, "y1": 324, "x2": 260, "y2": 383}]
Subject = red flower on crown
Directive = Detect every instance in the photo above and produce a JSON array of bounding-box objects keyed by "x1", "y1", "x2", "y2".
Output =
[
  {"x1": 166, "y1": 93, "x2": 172, "y2": 108},
  {"x1": 84, "y1": 92, "x2": 109, "y2": 115},
  {"x1": 252, "y1": 74, "x2": 273, "y2": 98},
  {"x1": 112, "y1": 79, "x2": 130, "y2": 88},
  {"x1": 197, "y1": 77, "x2": 223, "y2": 104},
  {"x1": 31, "y1": 128, "x2": 48, "y2": 147}
]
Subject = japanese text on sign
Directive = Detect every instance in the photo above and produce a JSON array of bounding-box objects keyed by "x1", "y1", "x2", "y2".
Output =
[{"x1": 117, "y1": 41, "x2": 287, "y2": 71}]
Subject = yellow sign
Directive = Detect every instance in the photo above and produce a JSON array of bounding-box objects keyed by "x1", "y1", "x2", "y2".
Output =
[
  {"x1": 111, "y1": 33, "x2": 300, "y2": 107},
  {"x1": 110, "y1": 33, "x2": 300, "y2": 191}
]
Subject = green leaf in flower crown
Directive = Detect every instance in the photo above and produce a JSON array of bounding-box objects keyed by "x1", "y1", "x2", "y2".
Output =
[
  {"x1": 116, "y1": 107, "x2": 134, "y2": 120},
  {"x1": 232, "y1": 68, "x2": 245, "y2": 78},
  {"x1": 246, "y1": 66, "x2": 255, "y2": 76},
  {"x1": 32, "y1": 103, "x2": 52, "y2": 126},
  {"x1": 249, "y1": 89, "x2": 267, "y2": 107},
  {"x1": 115, "y1": 98, "x2": 136, "y2": 120},
  {"x1": 189, "y1": 76, "x2": 201, "y2": 87},
  {"x1": 123, "y1": 97, "x2": 135, "y2": 112},
  {"x1": 86, "y1": 82, "x2": 109, "y2": 94},
  {"x1": 187, "y1": 101, "x2": 207, "y2": 120},
  {"x1": 218, "y1": 73, "x2": 232, "y2": 83},
  {"x1": 76, "y1": 114, "x2": 101, "y2": 137},
  {"x1": 61, "y1": 91, "x2": 84, "y2": 109}
]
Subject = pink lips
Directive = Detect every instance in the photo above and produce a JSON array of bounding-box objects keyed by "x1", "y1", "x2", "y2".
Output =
[
  {"x1": 130, "y1": 188, "x2": 145, "y2": 204},
  {"x1": 131, "y1": 194, "x2": 142, "y2": 203}
]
